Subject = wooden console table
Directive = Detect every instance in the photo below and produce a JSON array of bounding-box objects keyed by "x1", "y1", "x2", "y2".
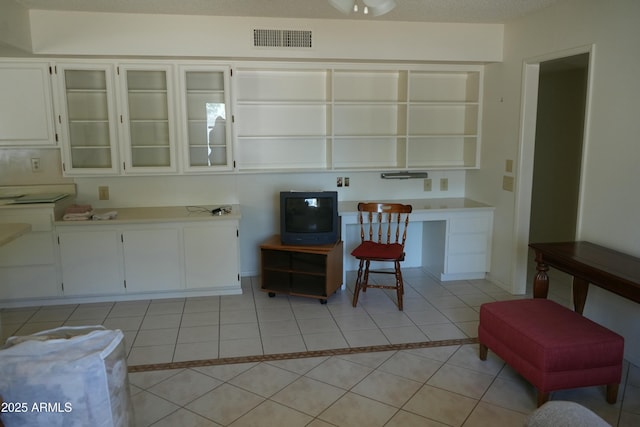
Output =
[{"x1": 529, "y1": 241, "x2": 640, "y2": 314}]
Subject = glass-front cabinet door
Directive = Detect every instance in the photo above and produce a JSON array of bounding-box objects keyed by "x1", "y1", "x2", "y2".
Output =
[
  {"x1": 178, "y1": 65, "x2": 232, "y2": 172},
  {"x1": 56, "y1": 64, "x2": 119, "y2": 175},
  {"x1": 118, "y1": 64, "x2": 177, "y2": 173}
]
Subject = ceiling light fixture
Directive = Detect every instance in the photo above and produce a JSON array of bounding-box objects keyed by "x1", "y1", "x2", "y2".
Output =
[{"x1": 329, "y1": 0, "x2": 397, "y2": 17}]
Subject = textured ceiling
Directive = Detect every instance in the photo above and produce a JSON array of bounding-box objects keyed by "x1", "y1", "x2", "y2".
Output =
[{"x1": 15, "y1": 0, "x2": 564, "y2": 23}]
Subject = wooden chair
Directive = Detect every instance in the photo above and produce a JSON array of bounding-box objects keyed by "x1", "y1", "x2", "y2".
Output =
[{"x1": 351, "y1": 202, "x2": 412, "y2": 310}]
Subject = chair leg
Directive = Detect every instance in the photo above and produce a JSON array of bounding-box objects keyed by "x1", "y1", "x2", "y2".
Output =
[
  {"x1": 395, "y1": 261, "x2": 403, "y2": 310},
  {"x1": 362, "y1": 260, "x2": 371, "y2": 293},
  {"x1": 352, "y1": 259, "x2": 364, "y2": 307}
]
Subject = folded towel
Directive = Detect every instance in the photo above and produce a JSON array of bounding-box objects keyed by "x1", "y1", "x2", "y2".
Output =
[
  {"x1": 92, "y1": 211, "x2": 118, "y2": 220},
  {"x1": 65, "y1": 204, "x2": 93, "y2": 214},
  {"x1": 63, "y1": 210, "x2": 95, "y2": 221}
]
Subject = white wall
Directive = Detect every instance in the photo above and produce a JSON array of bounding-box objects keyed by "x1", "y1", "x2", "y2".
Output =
[
  {"x1": 27, "y1": 11, "x2": 503, "y2": 62},
  {"x1": 469, "y1": 0, "x2": 640, "y2": 365},
  {"x1": 0, "y1": 148, "x2": 70, "y2": 186},
  {"x1": 0, "y1": 0, "x2": 31, "y2": 52}
]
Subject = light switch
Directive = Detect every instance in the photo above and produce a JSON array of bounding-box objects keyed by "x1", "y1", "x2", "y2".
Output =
[{"x1": 505, "y1": 159, "x2": 513, "y2": 173}]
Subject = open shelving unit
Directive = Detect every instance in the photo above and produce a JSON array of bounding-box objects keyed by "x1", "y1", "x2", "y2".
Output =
[
  {"x1": 234, "y1": 68, "x2": 332, "y2": 170},
  {"x1": 233, "y1": 64, "x2": 482, "y2": 172},
  {"x1": 407, "y1": 71, "x2": 481, "y2": 168}
]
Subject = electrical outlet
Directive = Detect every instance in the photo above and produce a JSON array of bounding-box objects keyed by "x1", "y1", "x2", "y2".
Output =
[
  {"x1": 440, "y1": 178, "x2": 448, "y2": 191},
  {"x1": 423, "y1": 178, "x2": 432, "y2": 191},
  {"x1": 31, "y1": 158, "x2": 41, "y2": 172},
  {"x1": 98, "y1": 186, "x2": 110, "y2": 200},
  {"x1": 503, "y1": 176, "x2": 515, "y2": 192},
  {"x1": 336, "y1": 177, "x2": 343, "y2": 187},
  {"x1": 344, "y1": 177, "x2": 350, "y2": 187}
]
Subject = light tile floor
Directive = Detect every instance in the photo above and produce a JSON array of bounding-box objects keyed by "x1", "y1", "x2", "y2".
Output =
[{"x1": 2, "y1": 268, "x2": 639, "y2": 426}]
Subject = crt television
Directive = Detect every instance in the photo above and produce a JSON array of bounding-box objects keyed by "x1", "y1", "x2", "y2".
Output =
[{"x1": 280, "y1": 191, "x2": 339, "y2": 245}]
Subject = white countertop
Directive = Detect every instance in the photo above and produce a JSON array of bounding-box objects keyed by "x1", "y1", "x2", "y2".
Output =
[
  {"x1": 338, "y1": 198, "x2": 493, "y2": 214},
  {"x1": 55, "y1": 204, "x2": 241, "y2": 225}
]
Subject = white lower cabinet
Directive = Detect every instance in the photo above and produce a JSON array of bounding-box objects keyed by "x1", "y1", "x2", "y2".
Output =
[
  {"x1": 0, "y1": 210, "x2": 61, "y2": 301},
  {"x1": 58, "y1": 228, "x2": 124, "y2": 296},
  {"x1": 122, "y1": 228, "x2": 182, "y2": 293},
  {"x1": 183, "y1": 223, "x2": 239, "y2": 290},
  {"x1": 57, "y1": 225, "x2": 182, "y2": 297},
  {"x1": 58, "y1": 226, "x2": 184, "y2": 297},
  {"x1": 55, "y1": 218, "x2": 240, "y2": 301},
  {"x1": 443, "y1": 211, "x2": 493, "y2": 280}
]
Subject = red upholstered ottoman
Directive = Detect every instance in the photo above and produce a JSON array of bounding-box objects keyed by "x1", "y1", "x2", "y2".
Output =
[{"x1": 478, "y1": 299, "x2": 624, "y2": 407}]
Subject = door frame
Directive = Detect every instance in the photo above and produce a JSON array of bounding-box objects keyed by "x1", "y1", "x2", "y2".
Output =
[{"x1": 511, "y1": 44, "x2": 596, "y2": 294}]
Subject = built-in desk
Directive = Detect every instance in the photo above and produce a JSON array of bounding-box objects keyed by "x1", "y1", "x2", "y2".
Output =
[{"x1": 339, "y1": 198, "x2": 494, "y2": 282}]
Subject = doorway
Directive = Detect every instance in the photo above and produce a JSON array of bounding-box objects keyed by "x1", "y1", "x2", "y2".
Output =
[
  {"x1": 512, "y1": 47, "x2": 593, "y2": 294},
  {"x1": 529, "y1": 53, "x2": 589, "y2": 243}
]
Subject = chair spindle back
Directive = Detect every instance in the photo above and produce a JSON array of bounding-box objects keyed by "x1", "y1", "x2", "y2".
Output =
[{"x1": 357, "y1": 203, "x2": 412, "y2": 247}]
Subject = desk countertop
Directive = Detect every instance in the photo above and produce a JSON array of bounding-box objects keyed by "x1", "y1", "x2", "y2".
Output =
[
  {"x1": 338, "y1": 198, "x2": 493, "y2": 214},
  {"x1": 0, "y1": 223, "x2": 32, "y2": 246}
]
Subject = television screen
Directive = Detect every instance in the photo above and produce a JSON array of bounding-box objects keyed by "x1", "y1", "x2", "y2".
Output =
[{"x1": 285, "y1": 197, "x2": 334, "y2": 233}]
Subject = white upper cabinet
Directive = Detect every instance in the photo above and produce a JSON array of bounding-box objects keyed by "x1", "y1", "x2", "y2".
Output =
[
  {"x1": 178, "y1": 65, "x2": 233, "y2": 172},
  {"x1": 56, "y1": 63, "x2": 120, "y2": 175},
  {"x1": 0, "y1": 61, "x2": 57, "y2": 146},
  {"x1": 55, "y1": 62, "x2": 177, "y2": 175},
  {"x1": 118, "y1": 64, "x2": 177, "y2": 173}
]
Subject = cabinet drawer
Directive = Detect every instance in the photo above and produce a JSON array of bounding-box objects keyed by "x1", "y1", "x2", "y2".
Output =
[
  {"x1": 449, "y1": 215, "x2": 490, "y2": 233},
  {"x1": 448, "y1": 233, "x2": 488, "y2": 255},
  {"x1": 447, "y1": 253, "x2": 487, "y2": 274}
]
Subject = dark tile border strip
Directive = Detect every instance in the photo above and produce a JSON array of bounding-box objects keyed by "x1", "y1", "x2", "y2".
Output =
[{"x1": 128, "y1": 337, "x2": 479, "y2": 373}]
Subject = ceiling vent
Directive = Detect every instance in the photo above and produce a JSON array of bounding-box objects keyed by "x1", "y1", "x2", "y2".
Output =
[{"x1": 253, "y1": 29, "x2": 312, "y2": 48}]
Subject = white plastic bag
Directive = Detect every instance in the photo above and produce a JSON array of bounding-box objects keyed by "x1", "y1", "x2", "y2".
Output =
[{"x1": 0, "y1": 326, "x2": 133, "y2": 427}]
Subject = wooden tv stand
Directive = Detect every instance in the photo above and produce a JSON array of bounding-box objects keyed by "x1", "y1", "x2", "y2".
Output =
[{"x1": 260, "y1": 235, "x2": 343, "y2": 303}]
